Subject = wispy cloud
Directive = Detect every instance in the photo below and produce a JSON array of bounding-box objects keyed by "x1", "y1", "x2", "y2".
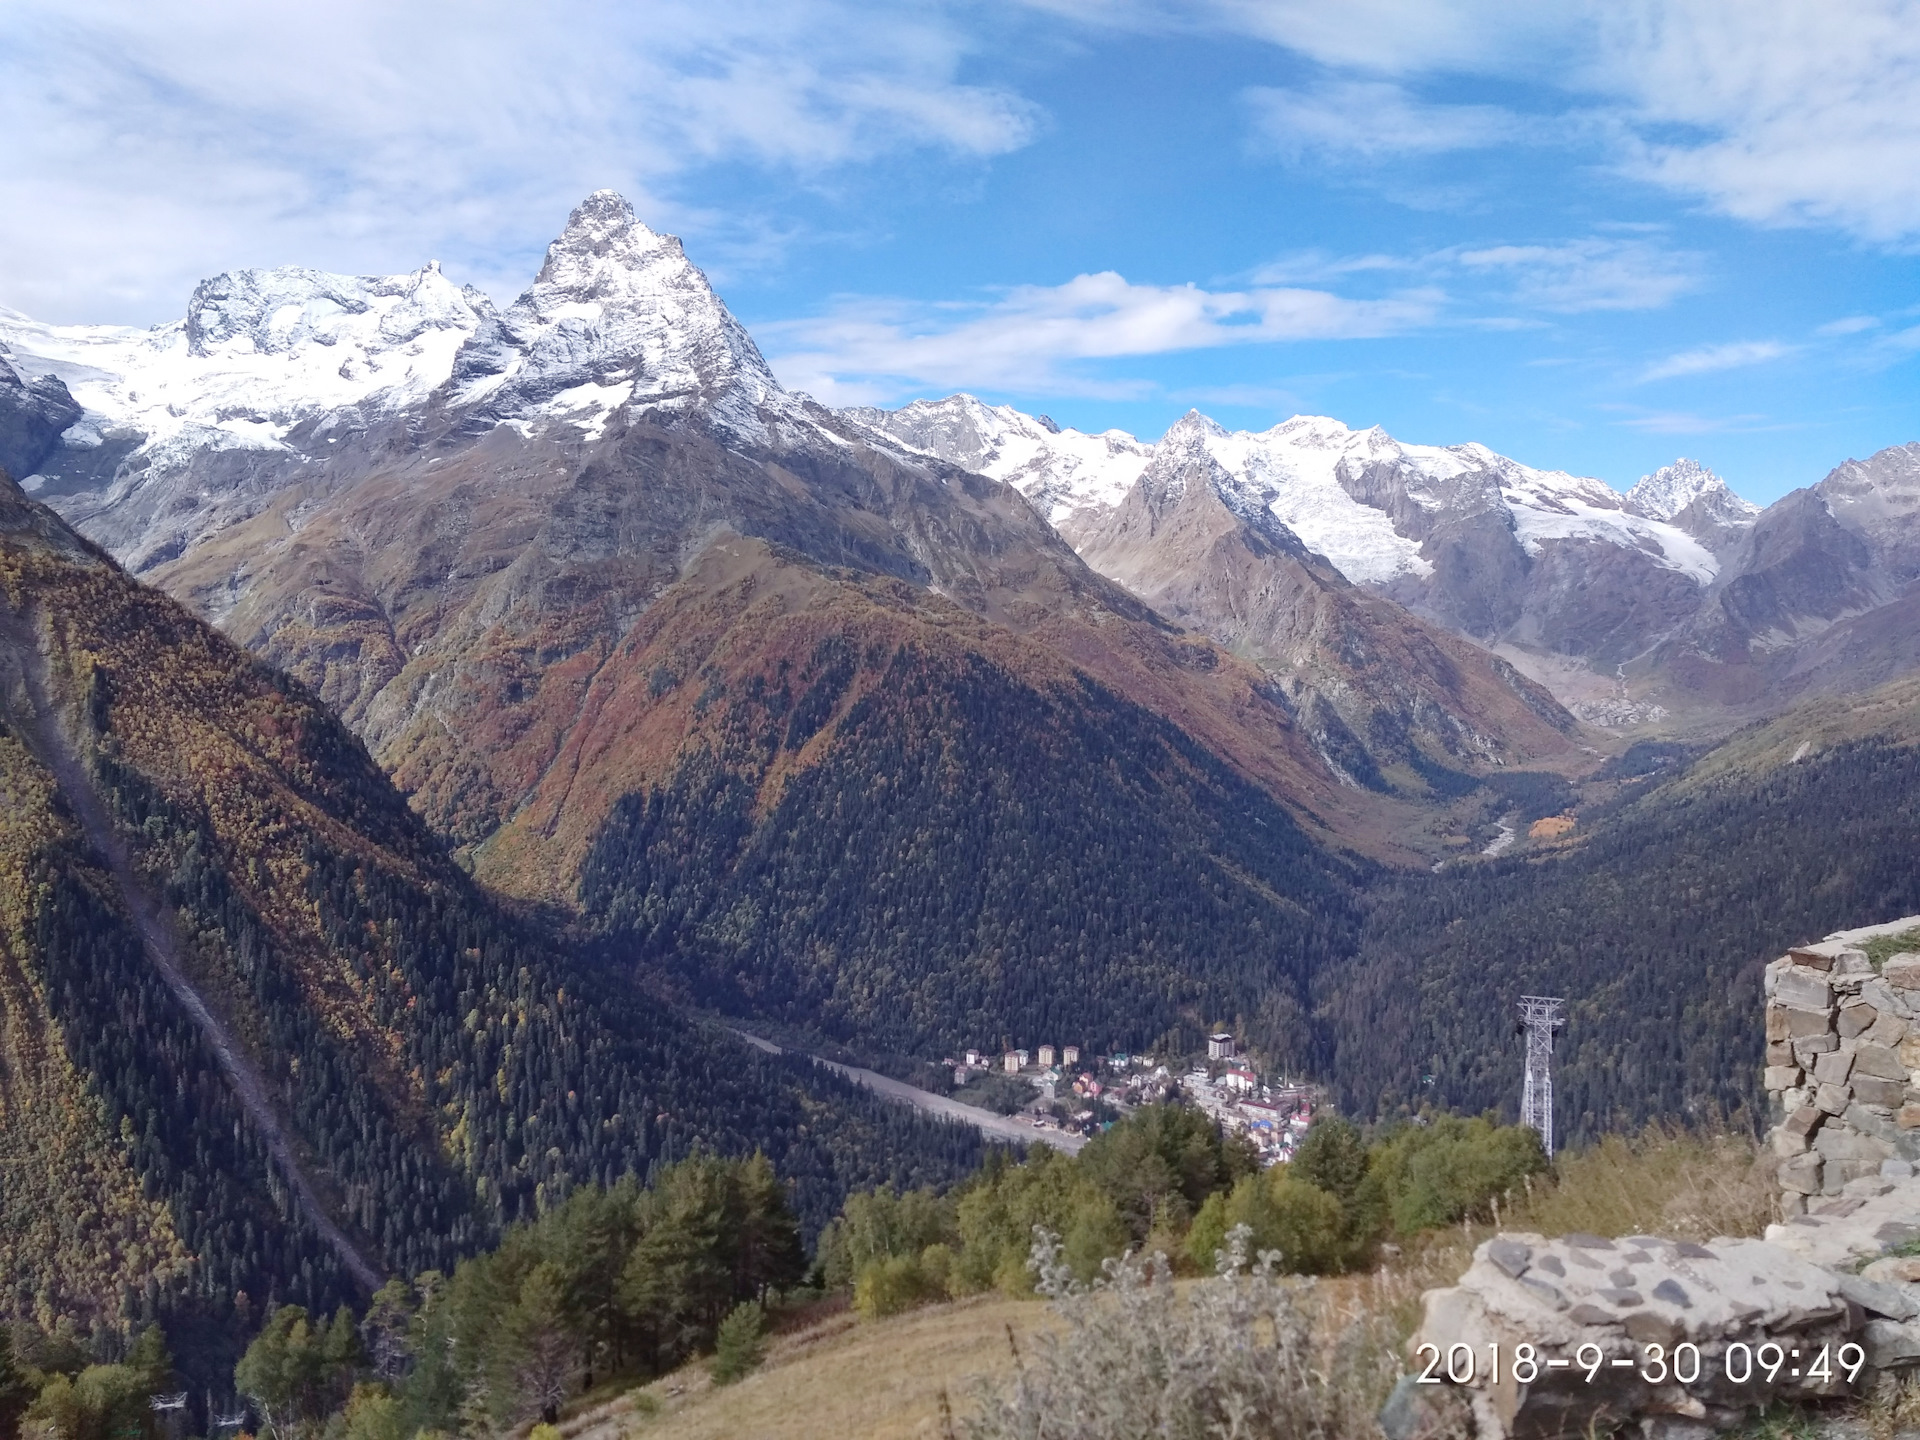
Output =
[
  {"x1": 1817, "y1": 316, "x2": 1881, "y2": 336},
  {"x1": 1602, "y1": 2, "x2": 1920, "y2": 244},
  {"x1": 1244, "y1": 79, "x2": 1520, "y2": 161},
  {"x1": 1609, "y1": 408, "x2": 1777, "y2": 435},
  {"x1": 1123, "y1": 0, "x2": 1920, "y2": 246},
  {"x1": 0, "y1": 0, "x2": 1042, "y2": 322},
  {"x1": 1639, "y1": 340, "x2": 1797, "y2": 383},
  {"x1": 761, "y1": 272, "x2": 1442, "y2": 402},
  {"x1": 1457, "y1": 239, "x2": 1698, "y2": 312}
]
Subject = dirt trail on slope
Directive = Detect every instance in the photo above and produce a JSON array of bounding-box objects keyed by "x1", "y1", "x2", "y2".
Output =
[{"x1": 0, "y1": 607, "x2": 384, "y2": 1293}]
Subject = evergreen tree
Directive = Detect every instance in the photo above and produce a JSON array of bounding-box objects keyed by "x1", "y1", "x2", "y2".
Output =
[
  {"x1": 709, "y1": 1303, "x2": 765, "y2": 1385},
  {"x1": 0, "y1": 1330, "x2": 31, "y2": 1440},
  {"x1": 501, "y1": 1266, "x2": 573, "y2": 1427}
]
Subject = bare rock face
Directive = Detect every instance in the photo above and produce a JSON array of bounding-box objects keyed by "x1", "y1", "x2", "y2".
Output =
[
  {"x1": 1656, "y1": 447, "x2": 1920, "y2": 710},
  {"x1": 1066, "y1": 423, "x2": 1578, "y2": 787},
  {"x1": 1628, "y1": 458, "x2": 1762, "y2": 556},
  {"x1": 0, "y1": 354, "x2": 81, "y2": 484}
]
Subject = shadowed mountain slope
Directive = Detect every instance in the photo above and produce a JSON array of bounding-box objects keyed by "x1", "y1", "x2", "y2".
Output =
[{"x1": 1320, "y1": 674, "x2": 1920, "y2": 1142}]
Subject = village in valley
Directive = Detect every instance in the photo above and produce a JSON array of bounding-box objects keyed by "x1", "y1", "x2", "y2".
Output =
[{"x1": 942, "y1": 1030, "x2": 1318, "y2": 1164}]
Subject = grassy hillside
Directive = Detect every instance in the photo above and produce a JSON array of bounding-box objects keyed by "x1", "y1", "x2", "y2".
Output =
[
  {"x1": 585, "y1": 1295, "x2": 1056, "y2": 1440},
  {"x1": 565, "y1": 1128, "x2": 1772, "y2": 1440}
]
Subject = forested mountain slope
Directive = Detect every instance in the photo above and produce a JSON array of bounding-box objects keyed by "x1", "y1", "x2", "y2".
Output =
[
  {"x1": 1319, "y1": 677, "x2": 1920, "y2": 1140},
  {"x1": 0, "y1": 473, "x2": 983, "y2": 1393},
  {"x1": 572, "y1": 539, "x2": 1367, "y2": 1065}
]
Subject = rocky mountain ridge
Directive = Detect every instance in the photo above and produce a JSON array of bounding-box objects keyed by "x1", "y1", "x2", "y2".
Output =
[{"x1": 854, "y1": 394, "x2": 1920, "y2": 731}]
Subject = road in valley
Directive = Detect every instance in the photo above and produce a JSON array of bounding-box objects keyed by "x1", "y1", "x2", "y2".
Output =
[{"x1": 730, "y1": 1029, "x2": 1086, "y2": 1154}]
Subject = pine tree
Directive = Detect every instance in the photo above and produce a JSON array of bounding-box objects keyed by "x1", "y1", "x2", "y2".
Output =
[
  {"x1": 0, "y1": 1328, "x2": 32, "y2": 1440},
  {"x1": 709, "y1": 1303, "x2": 765, "y2": 1386}
]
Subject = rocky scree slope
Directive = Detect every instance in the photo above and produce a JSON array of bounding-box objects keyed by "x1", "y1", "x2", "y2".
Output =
[
  {"x1": 1047, "y1": 410, "x2": 1579, "y2": 792},
  {"x1": 0, "y1": 193, "x2": 1391, "y2": 1062},
  {"x1": 0, "y1": 469, "x2": 986, "y2": 1391}
]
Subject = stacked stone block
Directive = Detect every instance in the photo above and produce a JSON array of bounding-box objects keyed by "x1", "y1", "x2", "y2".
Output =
[{"x1": 1763, "y1": 921, "x2": 1920, "y2": 1213}]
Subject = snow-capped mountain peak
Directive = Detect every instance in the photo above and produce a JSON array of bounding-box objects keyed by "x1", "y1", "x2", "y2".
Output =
[
  {"x1": 0, "y1": 260, "x2": 489, "y2": 486},
  {"x1": 1161, "y1": 409, "x2": 1229, "y2": 448},
  {"x1": 182, "y1": 261, "x2": 484, "y2": 360},
  {"x1": 845, "y1": 392, "x2": 1152, "y2": 526},
  {"x1": 1627, "y1": 457, "x2": 1756, "y2": 522},
  {"x1": 451, "y1": 190, "x2": 787, "y2": 436}
]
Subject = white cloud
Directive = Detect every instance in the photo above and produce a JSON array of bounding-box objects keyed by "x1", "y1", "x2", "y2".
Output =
[
  {"x1": 1595, "y1": 1, "x2": 1920, "y2": 243},
  {"x1": 1639, "y1": 340, "x2": 1796, "y2": 382},
  {"x1": 1817, "y1": 316, "x2": 1881, "y2": 337},
  {"x1": 0, "y1": 0, "x2": 1041, "y2": 323},
  {"x1": 1075, "y1": 0, "x2": 1920, "y2": 244},
  {"x1": 1608, "y1": 408, "x2": 1775, "y2": 434},
  {"x1": 1458, "y1": 239, "x2": 1698, "y2": 312},
  {"x1": 761, "y1": 272, "x2": 1441, "y2": 401},
  {"x1": 1244, "y1": 79, "x2": 1519, "y2": 161}
]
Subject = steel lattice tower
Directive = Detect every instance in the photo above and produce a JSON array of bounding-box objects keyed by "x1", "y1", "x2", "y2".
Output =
[{"x1": 1517, "y1": 996, "x2": 1566, "y2": 1158}]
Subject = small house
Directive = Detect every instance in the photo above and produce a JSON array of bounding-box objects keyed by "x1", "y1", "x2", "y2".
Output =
[
  {"x1": 1003, "y1": 1051, "x2": 1021, "y2": 1074},
  {"x1": 1062, "y1": 1045, "x2": 1080, "y2": 1065},
  {"x1": 1038, "y1": 1044, "x2": 1056, "y2": 1068},
  {"x1": 1208, "y1": 1032, "x2": 1236, "y2": 1060}
]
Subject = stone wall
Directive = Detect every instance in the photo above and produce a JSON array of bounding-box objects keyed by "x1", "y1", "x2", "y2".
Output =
[
  {"x1": 1763, "y1": 918, "x2": 1920, "y2": 1210},
  {"x1": 1387, "y1": 915, "x2": 1920, "y2": 1440}
]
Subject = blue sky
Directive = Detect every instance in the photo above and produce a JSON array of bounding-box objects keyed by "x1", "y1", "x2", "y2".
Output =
[{"x1": 5, "y1": 1, "x2": 1919, "y2": 503}]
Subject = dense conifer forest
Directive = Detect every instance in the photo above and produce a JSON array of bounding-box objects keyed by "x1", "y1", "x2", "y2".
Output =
[
  {"x1": 1322, "y1": 736, "x2": 1920, "y2": 1139},
  {"x1": 581, "y1": 642, "x2": 1364, "y2": 1069},
  {"x1": 0, "y1": 508, "x2": 986, "y2": 1404}
]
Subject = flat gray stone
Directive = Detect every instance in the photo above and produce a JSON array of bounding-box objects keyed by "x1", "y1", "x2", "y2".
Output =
[
  {"x1": 1565, "y1": 1232, "x2": 1616, "y2": 1250},
  {"x1": 1777, "y1": 968, "x2": 1836, "y2": 1010},
  {"x1": 1840, "y1": 1274, "x2": 1920, "y2": 1320},
  {"x1": 1487, "y1": 1236, "x2": 1531, "y2": 1278},
  {"x1": 1597, "y1": 1287, "x2": 1644, "y2": 1307},
  {"x1": 1517, "y1": 1275, "x2": 1568, "y2": 1310},
  {"x1": 1652, "y1": 1278, "x2": 1692, "y2": 1308}
]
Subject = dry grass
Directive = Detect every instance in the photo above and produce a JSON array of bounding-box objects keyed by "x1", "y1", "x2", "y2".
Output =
[
  {"x1": 556, "y1": 1127, "x2": 1776, "y2": 1440},
  {"x1": 567, "y1": 1294, "x2": 1058, "y2": 1440},
  {"x1": 1496, "y1": 1124, "x2": 1776, "y2": 1241}
]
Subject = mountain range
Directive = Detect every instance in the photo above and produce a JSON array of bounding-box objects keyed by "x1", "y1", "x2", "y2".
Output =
[
  {"x1": 5, "y1": 190, "x2": 1920, "y2": 1389},
  {"x1": 853, "y1": 395, "x2": 1920, "y2": 733},
  {"x1": 0, "y1": 464, "x2": 982, "y2": 1394}
]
